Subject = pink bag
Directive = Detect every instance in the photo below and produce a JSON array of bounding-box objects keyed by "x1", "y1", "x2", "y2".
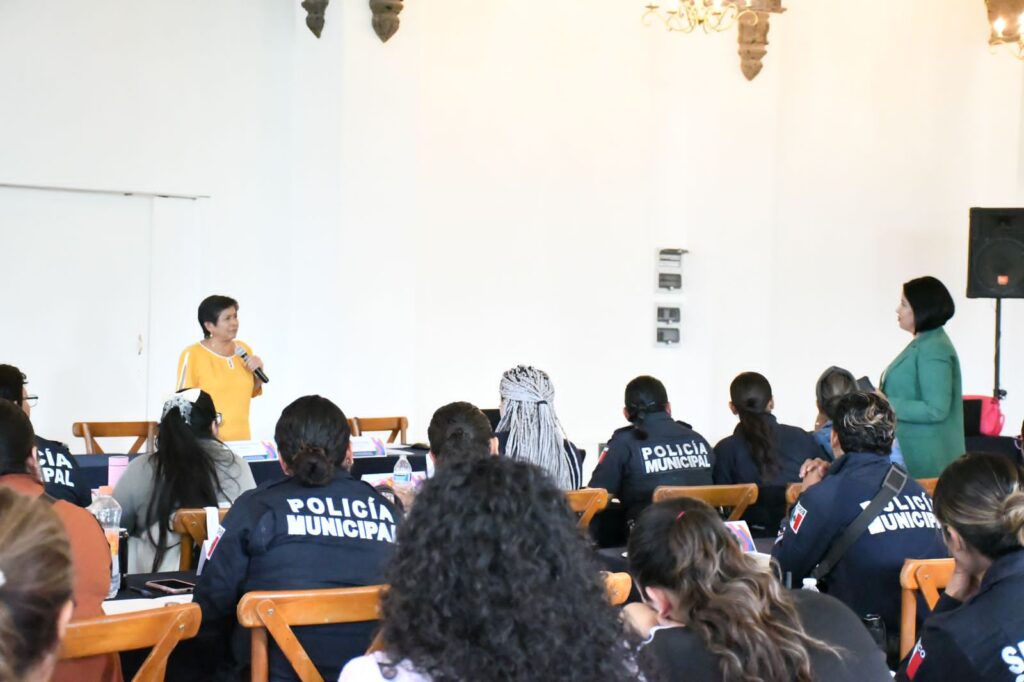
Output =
[{"x1": 963, "y1": 395, "x2": 1005, "y2": 436}]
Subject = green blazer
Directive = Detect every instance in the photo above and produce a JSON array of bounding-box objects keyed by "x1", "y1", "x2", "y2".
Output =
[{"x1": 881, "y1": 327, "x2": 964, "y2": 478}]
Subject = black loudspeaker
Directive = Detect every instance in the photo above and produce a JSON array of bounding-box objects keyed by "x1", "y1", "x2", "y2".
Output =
[{"x1": 968, "y1": 208, "x2": 1024, "y2": 299}]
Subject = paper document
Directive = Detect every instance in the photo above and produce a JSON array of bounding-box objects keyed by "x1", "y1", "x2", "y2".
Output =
[{"x1": 101, "y1": 594, "x2": 193, "y2": 615}]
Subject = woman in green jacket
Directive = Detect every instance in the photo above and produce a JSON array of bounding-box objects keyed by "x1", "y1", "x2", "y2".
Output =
[{"x1": 881, "y1": 276, "x2": 964, "y2": 478}]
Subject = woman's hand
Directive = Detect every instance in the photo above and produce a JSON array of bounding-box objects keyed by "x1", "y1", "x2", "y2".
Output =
[
  {"x1": 621, "y1": 602, "x2": 660, "y2": 638},
  {"x1": 244, "y1": 354, "x2": 264, "y2": 374},
  {"x1": 799, "y1": 458, "x2": 830, "y2": 490},
  {"x1": 945, "y1": 558, "x2": 982, "y2": 603}
]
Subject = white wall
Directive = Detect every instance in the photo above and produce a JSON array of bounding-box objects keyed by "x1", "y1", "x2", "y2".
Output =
[{"x1": 1, "y1": 0, "x2": 1021, "y2": 466}]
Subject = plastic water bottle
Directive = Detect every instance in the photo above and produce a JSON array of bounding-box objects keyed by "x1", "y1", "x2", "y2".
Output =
[
  {"x1": 861, "y1": 613, "x2": 887, "y2": 652},
  {"x1": 801, "y1": 577, "x2": 819, "y2": 592},
  {"x1": 393, "y1": 453, "x2": 412, "y2": 487},
  {"x1": 88, "y1": 486, "x2": 122, "y2": 598}
]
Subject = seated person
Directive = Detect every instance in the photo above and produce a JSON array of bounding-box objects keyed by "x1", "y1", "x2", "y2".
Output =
[
  {"x1": 772, "y1": 392, "x2": 947, "y2": 648},
  {"x1": 495, "y1": 365, "x2": 583, "y2": 489},
  {"x1": 0, "y1": 487, "x2": 75, "y2": 682},
  {"x1": 113, "y1": 388, "x2": 256, "y2": 573},
  {"x1": 339, "y1": 457, "x2": 638, "y2": 681},
  {"x1": 896, "y1": 452, "x2": 1024, "y2": 681},
  {"x1": 813, "y1": 365, "x2": 905, "y2": 467},
  {"x1": 589, "y1": 375, "x2": 713, "y2": 546},
  {"x1": 0, "y1": 364, "x2": 90, "y2": 506},
  {"x1": 0, "y1": 400, "x2": 117, "y2": 682},
  {"x1": 712, "y1": 372, "x2": 821, "y2": 536},
  {"x1": 194, "y1": 395, "x2": 400, "y2": 681},
  {"x1": 427, "y1": 401, "x2": 497, "y2": 468},
  {"x1": 625, "y1": 496, "x2": 891, "y2": 682},
  {"x1": 390, "y1": 401, "x2": 497, "y2": 510}
]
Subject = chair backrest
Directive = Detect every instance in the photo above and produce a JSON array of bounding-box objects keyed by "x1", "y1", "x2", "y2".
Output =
[
  {"x1": 564, "y1": 488, "x2": 610, "y2": 529},
  {"x1": 899, "y1": 557, "x2": 955, "y2": 658},
  {"x1": 917, "y1": 477, "x2": 938, "y2": 497},
  {"x1": 72, "y1": 421, "x2": 158, "y2": 455},
  {"x1": 352, "y1": 417, "x2": 408, "y2": 444},
  {"x1": 171, "y1": 508, "x2": 230, "y2": 570},
  {"x1": 60, "y1": 603, "x2": 201, "y2": 682},
  {"x1": 603, "y1": 571, "x2": 632, "y2": 606},
  {"x1": 237, "y1": 585, "x2": 388, "y2": 682},
  {"x1": 651, "y1": 484, "x2": 759, "y2": 521},
  {"x1": 237, "y1": 572, "x2": 632, "y2": 682}
]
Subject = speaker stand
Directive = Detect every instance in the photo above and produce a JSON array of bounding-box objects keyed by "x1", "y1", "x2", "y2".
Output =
[{"x1": 994, "y1": 298, "x2": 1008, "y2": 400}]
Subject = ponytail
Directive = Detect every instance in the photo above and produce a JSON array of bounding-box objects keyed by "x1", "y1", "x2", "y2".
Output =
[
  {"x1": 145, "y1": 389, "x2": 225, "y2": 572},
  {"x1": 730, "y1": 372, "x2": 777, "y2": 477},
  {"x1": 624, "y1": 376, "x2": 669, "y2": 442}
]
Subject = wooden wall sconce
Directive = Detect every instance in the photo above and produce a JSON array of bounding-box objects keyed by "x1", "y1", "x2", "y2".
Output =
[
  {"x1": 737, "y1": 0, "x2": 785, "y2": 81},
  {"x1": 301, "y1": 0, "x2": 404, "y2": 42}
]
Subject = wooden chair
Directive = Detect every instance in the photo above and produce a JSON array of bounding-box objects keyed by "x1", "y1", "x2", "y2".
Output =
[
  {"x1": 238, "y1": 572, "x2": 635, "y2": 682},
  {"x1": 237, "y1": 585, "x2": 388, "y2": 682},
  {"x1": 604, "y1": 571, "x2": 632, "y2": 606},
  {"x1": 565, "y1": 488, "x2": 610, "y2": 529},
  {"x1": 652, "y1": 484, "x2": 759, "y2": 521},
  {"x1": 917, "y1": 477, "x2": 938, "y2": 496},
  {"x1": 60, "y1": 603, "x2": 201, "y2": 682},
  {"x1": 899, "y1": 557, "x2": 955, "y2": 658},
  {"x1": 351, "y1": 417, "x2": 408, "y2": 444},
  {"x1": 72, "y1": 421, "x2": 157, "y2": 454},
  {"x1": 171, "y1": 507, "x2": 230, "y2": 570}
]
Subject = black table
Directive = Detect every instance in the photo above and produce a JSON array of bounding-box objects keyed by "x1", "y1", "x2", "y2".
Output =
[
  {"x1": 77, "y1": 450, "x2": 429, "y2": 492},
  {"x1": 965, "y1": 435, "x2": 1020, "y2": 465}
]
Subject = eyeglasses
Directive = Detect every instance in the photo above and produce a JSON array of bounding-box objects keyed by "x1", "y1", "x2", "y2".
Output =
[
  {"x1": 23, "y1": 395, "x2": 38, "y2": 408},
  {"x1": 1015, "y1": 435, "x2": 1023, "y2": 452}
]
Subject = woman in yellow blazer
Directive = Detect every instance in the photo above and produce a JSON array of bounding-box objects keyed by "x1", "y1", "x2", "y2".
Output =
[
  {"x1": 176, "y1": 295, "x2": 264, "y2": 441},
  {"x1": 881, "y1": 276, "x2": 964, "y2": 478}
]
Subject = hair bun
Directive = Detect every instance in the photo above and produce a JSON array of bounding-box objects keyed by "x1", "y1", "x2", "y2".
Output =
[
  {"x1": 293, "y1": 443, "x2": 334, "y2": 486},
  {"x1": 1001, "y1": 490, "x2": 1024, "y2": 545}
]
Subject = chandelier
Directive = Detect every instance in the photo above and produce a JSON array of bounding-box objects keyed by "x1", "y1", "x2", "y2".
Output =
[
  {"x1": 985, "y1": 0, "x2": 1024, "y2": 59},
  {"x1": 642, "y1": 0, "x2": 758, "y2": 34},
  {"x1": 991, "y1": 13, "x2": 1024, "y2": 57}
]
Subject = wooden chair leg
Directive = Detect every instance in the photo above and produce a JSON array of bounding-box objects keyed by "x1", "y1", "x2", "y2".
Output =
[{"x1": 251, "y1": 628, "x2": 269, "y2": 682}]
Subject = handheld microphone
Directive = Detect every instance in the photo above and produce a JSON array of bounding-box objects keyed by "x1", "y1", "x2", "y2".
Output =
[{"x1": 235, "y1": 346, "x2": 270, "y2": 384}]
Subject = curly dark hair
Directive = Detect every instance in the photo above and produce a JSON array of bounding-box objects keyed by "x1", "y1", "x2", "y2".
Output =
[{"x1": 378, "y1": 457, "x2": 639, "y2": 681}]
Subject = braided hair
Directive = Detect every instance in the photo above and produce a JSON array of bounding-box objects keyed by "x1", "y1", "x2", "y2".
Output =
[{"x1": 495, "y1": 365, "x2": 573, "y2": 489}]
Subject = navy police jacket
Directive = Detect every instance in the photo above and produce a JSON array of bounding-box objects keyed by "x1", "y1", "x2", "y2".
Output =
[
  {"x1": 897, "y1": 548, "x2": 1024, "y2": 682},
  {"x1": 194, "y1": 468, "x2": 399, "y2": 682},
  {"x1": 713, "y1": 416, "x2": 822, "y2": 535},
  {"x1": 772, "y1": 451, "x2": 947, "y2": 631},
  {"x1": 35, "y1": 436, "x2": 90, "y2": 507},
  {"x1": 589, "y1": 411, "x2": 713, "y2": 524}
]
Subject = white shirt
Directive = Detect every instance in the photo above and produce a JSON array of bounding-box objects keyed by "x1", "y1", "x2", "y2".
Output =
[{"x1": 338, "y1": 653, "x2": 430, "y2": 682}]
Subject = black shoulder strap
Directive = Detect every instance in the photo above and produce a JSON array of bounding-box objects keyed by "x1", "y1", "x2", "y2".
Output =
[{"x1": 811, "y1": 465, "x2": 907, "y2": 581}]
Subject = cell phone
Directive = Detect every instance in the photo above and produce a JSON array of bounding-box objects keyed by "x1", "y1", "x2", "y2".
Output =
[
  {"x1": 856, "y1": 376, "x2": 876, "y2": 392},
  {"x1": 144, "y1": 578, "x2": 195, "y2": 595}
]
